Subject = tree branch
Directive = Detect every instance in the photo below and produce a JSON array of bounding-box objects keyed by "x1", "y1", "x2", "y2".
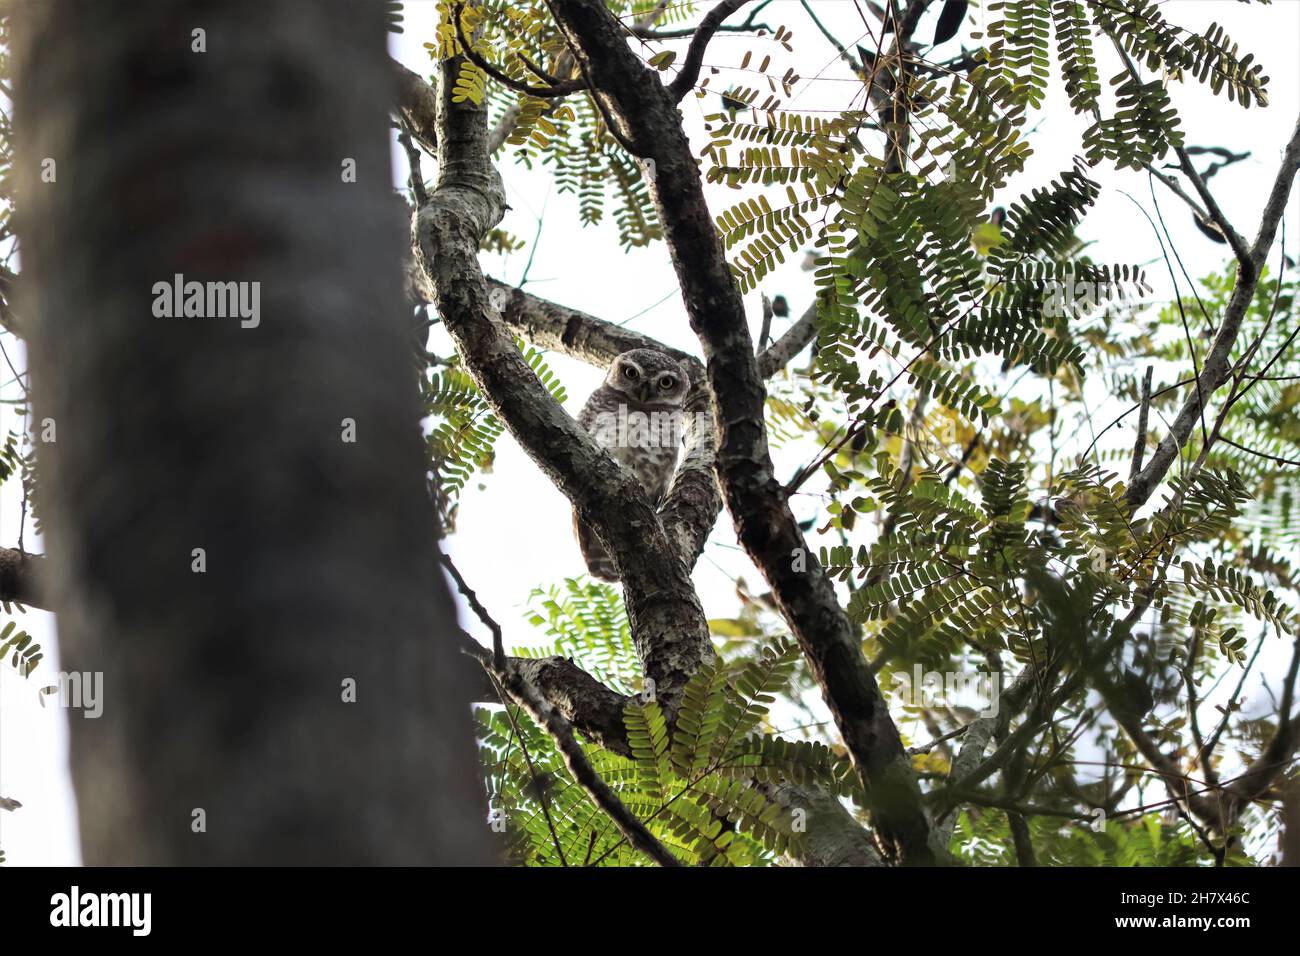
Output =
[
  {"x1": 498, "y1": 662, "x2": 683, "y2": 865},
  {"x1": 397, "y1": 43, "x2": 884, "y2": 866},
  {"x1": 544, "y1": 0, "x2": 937, "y2": 864},
  {"x1": 457, "y1": 644, "x2": 635, "y2": 755},
  {"x1": 631, "y1": 0, "x2": 772, "y2": 39},
  {"x1": 1128, "y1": 365, "x2": 1153, "y2": 484},
  {"x1": 875, "y1": 0, "x2": 933, "y2": 174},
  {"x1": 1098, "y1": 679, "x2": 1223, "y2": 828},
  {"x1": 491, "y1": 281, "x2": 694, "y2": 365},
  {"x1": 933, "y1": 663, "x2": 1042, "y2": 847},
  {"x1": 413, "y1": 43, "x2": 714, "y2": 715},
  {"x1": 1175, "y1": 141, "x2": 1252, "y2": 267},
  {"x1": 1116, "y1": 44, "x2": 1252, "y2": 262},
  {"x1": 458, "y1": 639, "x2": 880, "y2": 865},
  {"x1": 1126, "y1": 113, "x2": 1300, "y2": 511},
  {"x1": 0, "y1": 547, "x2": 48, "y2": 610},
  {"x1": 667, "y1": 0, "x2": 753, "y2": 102},
  {"x1": 757, "y1": 780, "x2": 883, "y2": 866},
  {"x1": 391, "y1": 57, "x2": 439, "y2": 155},
  {"x1": 440, "y1": 549, "x2": 504, "y2": 669},
  {"x1": 757, "y1": 299, "x2": 819, "y2": 377},
  {"x1": 1228, "y1": 632, "x2": 1300, "y2": 814}
]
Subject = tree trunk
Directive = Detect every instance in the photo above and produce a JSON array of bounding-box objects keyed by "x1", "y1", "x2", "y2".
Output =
[{"x1": 11, "y1": 0, "x2": 492, "y2": 864}]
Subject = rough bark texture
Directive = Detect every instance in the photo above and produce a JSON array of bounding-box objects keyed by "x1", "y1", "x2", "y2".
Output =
[
  {"x1": 491, "y1": 280, "x2": 697, "y2": 367},
  {"x1": 757, "y1": 780, "x2": 883, "y2": 866},
  {"x1": 12, "y1": 0, "x2": 492, "y2": 864},
  {"x1": 508, "y1": 656, "x2": 634, "y2": 756}
]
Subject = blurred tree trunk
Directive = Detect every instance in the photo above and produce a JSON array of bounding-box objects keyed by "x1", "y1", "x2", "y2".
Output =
[{"x1": 11, "y1": 0, "x2": 492, "y2": 864}]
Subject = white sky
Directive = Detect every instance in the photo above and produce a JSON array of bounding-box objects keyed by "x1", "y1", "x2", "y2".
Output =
[{"x1": 2, "y1": 0, "x2": 1298, "y2": 865}]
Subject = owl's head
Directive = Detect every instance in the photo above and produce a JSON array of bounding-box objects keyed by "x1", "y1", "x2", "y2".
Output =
[{"x1": 604, "y1": 349, "x2": 691, "y2": 407}]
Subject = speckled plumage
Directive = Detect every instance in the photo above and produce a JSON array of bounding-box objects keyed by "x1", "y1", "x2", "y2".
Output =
[{"x1": 574, "y1": 349, "x2": 690, "y2": 580}]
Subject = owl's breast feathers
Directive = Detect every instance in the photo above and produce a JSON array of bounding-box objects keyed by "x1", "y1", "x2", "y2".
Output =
[{"x1": 578, "y1": 394, "x2": 682, "y2": 503}]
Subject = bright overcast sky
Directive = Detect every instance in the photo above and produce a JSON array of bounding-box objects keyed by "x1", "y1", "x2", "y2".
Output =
[{"x1": 2, "y1": 0, "x2": 1298, "y2": 865}]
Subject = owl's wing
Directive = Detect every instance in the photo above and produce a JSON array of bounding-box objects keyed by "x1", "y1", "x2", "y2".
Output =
[
  {"x1": 573, "y1": 508, "x2": 619, "y2": 581},
  {"x1": 576, "y1": 395, "x2": 603, "y2": 434}
]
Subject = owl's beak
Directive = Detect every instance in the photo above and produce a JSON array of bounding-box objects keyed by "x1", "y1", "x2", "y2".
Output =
[{"x1": 638, "y1": 380, "x2": 656, "y2": 404}]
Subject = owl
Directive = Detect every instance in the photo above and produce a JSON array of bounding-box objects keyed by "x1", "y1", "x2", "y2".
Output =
[{"x1": 575, "y1": 349, "x2": 691, "y2": 580}]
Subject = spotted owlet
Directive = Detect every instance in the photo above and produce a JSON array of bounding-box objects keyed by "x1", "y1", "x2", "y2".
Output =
[{"x1": 575, "y1": 349, "x2": 691, "y2": 580}]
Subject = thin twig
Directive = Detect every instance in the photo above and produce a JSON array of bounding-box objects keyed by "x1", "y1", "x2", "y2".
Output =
[
  {"x1": 669, "y1": 0, "x2": 755, "y2": 101},
  {"x1": 485, "y1": 669, "x2": 570, "y2": 866},
  {"x1": 396, "y1": 123, "x2": 428, "y2": 206},
  {"x1": 630, "y1": 0, "x2": 772, "y2": 38},
  {"x1": 1182, "y1": 145, "x2": 1250, "y2": 181},
  {"x1": 1129, "y1": 365, "x2": 1153, "y2": 484},
  {"x1": 439, "y1": 549, "x2": 505, "y2": 670},
  {"x1": 908, "y1": 721, "x2": 972, "y2": 756},
  {"x1": 757, "y1": 293, "x2": 773, "y2": 353},
  {"x1": 1174, "y1": 141, "x2": 1252, "y2": 268},
  {"x1": 1125, "y1": 111, "x2": 1300, "y2": 510},
  {"x1": 1121, "y1": 189, "x2": 1208, "y2": 447}
]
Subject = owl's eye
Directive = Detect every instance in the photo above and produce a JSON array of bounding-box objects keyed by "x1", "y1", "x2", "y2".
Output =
[
  {"x1": 622, "y1": 365, "x2": 639, "y2": 380},
  {"x1": 659, "y1": 376, "x2": 677, "y2": 391}
]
